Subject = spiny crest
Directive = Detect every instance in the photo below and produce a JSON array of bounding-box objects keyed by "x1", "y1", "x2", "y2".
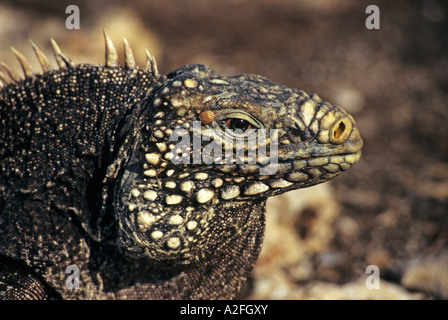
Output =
[{"x1": 0, "y1": 29, "x2": 159, "y2": 88}]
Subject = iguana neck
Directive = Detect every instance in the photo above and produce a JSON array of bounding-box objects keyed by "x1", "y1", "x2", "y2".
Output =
[{"x1": 90, "y1": 200, "x2": 266, "y2": 299}]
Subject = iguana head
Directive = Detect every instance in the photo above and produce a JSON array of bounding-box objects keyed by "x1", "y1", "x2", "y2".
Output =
[
  {"x1": 115, "y1": 62, "x2": 362, "y2": 265},
  {"x1": 0, "y1": 31, "x2": 363, "y2": 299}
]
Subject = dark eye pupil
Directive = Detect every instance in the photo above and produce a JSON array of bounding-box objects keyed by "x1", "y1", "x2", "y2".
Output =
[{"x1": 225, "y1": 118, "x2": 252, "y2": 130}]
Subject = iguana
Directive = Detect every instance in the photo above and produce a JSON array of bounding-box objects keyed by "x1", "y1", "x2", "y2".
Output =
[{"x1": 0, "y1": 31, "x2": 362, "y2": 299}]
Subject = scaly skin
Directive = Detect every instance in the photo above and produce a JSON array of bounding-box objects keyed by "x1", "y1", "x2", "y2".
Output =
[{"x1": 0, "y1": 32, "x2": 362, "y2": 299}]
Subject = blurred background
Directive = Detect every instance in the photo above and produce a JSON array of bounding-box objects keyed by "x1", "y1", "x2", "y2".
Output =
[{"x1": 1, "y1": 0, "x2": 447, "y2": 299}]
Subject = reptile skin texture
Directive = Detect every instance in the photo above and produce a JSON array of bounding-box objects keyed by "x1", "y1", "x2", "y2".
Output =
[{"x1": 0, "y1": 32, "x2": 363, "y2": 299}]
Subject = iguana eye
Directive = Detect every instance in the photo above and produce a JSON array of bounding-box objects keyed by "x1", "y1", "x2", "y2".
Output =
[
  {"x1": 213, "y1": 108, "x2": 262, "y2": 134},
  {"x1": 225, "y1": 118, "x2": 253, "y2": 131}
]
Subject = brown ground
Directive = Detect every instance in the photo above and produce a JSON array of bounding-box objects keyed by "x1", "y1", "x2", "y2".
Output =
[{"x1": 1, "y1": 0, "x2": 447, "y2": 299}]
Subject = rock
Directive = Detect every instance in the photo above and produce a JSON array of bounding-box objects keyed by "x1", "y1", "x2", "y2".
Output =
[{"x1": 401, "y1": 251, "x2": 448, "y2": 299}]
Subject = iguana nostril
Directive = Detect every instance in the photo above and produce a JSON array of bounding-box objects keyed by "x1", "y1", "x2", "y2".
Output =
[
  {"x1": 334, "y1": 121, "x2": 345, "y2": 139},
  {"x1": 330, "y1": 118, "x2": 352, "y2": 144}
]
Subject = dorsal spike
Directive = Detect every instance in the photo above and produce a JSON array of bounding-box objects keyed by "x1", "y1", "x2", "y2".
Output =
[
  {"x1": 0, "y1": 70, "x2": 12, "y2": 85},
  {"x1": 123, "y1": 38, "x2": 136, "y2": 70},
  {"x1": 103, "y1": 29, "x2": 119, "y2": 68},
  {"x1": 145, "y1": 48, "x2": 159, "y2": 76},
  {"x1": 50, "y1": 38, "x2": 74, "y2": 68},
  {"x1": 0, "y1": 61, "x2": 21, "y2": 82},
  {"x1": 10, "y1": 47, "x2": 33, "y2": 78},
  {"x1": 29, "y1": 39, "x2": 52, "y2": 73}
]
